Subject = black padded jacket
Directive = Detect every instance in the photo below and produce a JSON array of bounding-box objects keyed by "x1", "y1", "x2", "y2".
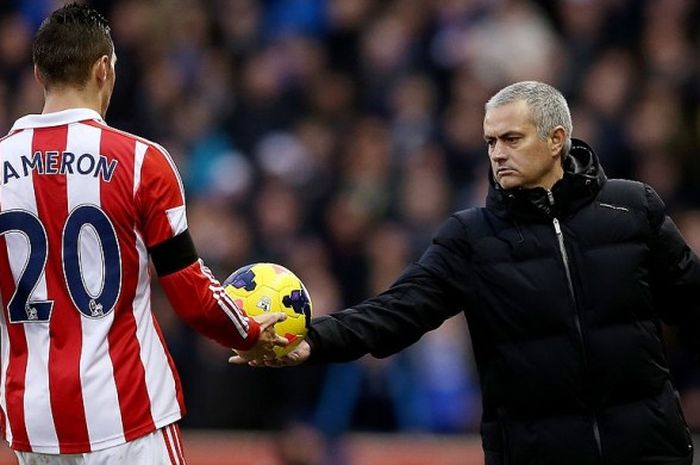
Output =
[{"x1": 307, "y1": 139, "x2": 700, "y2": 465}]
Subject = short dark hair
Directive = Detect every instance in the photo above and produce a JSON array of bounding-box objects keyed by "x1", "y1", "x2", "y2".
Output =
[{"x1": 32, "y1": 2, "x2": 114, "y2": 88}]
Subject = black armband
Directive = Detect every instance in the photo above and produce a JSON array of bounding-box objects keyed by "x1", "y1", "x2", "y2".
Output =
[{"x1": 149, "y1": 230, "x2": 198, "y2": 277}]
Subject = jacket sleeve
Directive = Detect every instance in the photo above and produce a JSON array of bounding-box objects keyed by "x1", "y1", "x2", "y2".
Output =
[
  {"x1": 646, "y1": 185, "x2": 700, "y2": 354},
  {"x1": 307, "y1": 215, "x2": 474, "y2": 362}
]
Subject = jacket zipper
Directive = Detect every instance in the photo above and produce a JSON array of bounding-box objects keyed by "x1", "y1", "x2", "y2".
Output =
[{"x1": 548, "y1": 191, "x2": 603, "y2": 459}]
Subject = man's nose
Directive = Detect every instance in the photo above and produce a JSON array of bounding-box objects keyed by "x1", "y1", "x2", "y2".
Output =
[{"x1": 490, "y1": 141, "x2": 507, "y2": 160}]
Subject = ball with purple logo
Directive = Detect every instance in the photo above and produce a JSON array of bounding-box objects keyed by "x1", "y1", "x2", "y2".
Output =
[
  {"x1": 223, "y1": 265, "x2": 257, "y2": 292},
  {"x1": 282, "y1": 289, "x2": 311, "y2": 328}
]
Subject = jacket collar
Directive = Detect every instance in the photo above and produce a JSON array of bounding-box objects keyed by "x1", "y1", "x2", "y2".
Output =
[
  {"x1": 485, "y1": 138, "x2": 607, "y2": 222},
  {"x1": 11, "y1": 108, "x2": 104, "y2": 132}
]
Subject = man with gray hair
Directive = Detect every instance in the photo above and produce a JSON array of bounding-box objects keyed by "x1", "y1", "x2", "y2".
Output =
[
  {"x1": 236, "y1": 81, "x2": 700, "y2": 465},
  {"x1": 486, "y1": 80, "x2": 573, "y2": 161}
]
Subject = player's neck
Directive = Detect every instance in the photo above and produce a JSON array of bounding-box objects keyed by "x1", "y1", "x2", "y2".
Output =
[{"x1": 42, "y1": 86, "x2": 103, "y2": 117}]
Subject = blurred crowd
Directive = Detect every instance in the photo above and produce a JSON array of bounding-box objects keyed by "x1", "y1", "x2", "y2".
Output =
[{"x1": 2, "y1": 0, "x2": 700, "y2": 447}]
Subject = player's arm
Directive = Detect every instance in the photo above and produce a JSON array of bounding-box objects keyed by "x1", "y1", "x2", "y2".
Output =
[
  {"x1": 136, "y1": 143, "x2": 274, "y2": 350},
  {"x1": 150, "y1": 231, "x2": 263, "y2": 349}
]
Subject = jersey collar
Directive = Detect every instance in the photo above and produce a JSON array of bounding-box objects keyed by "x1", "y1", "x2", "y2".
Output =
[{"x1": 11, "y1": 108, "x2": 105, "y2": 131}]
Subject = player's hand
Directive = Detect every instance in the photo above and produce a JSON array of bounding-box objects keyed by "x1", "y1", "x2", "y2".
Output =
[
  {"x1": 241, "y1": 340, "x2": 311, "y2": 368},
  {"x1": 228, "y1": 312, "x2": 289, "y2": 365}
]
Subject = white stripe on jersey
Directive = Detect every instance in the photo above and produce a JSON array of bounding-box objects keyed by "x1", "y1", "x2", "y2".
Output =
[
  {"x1": 165, "y1": 206, "x2": 187, "y2": 237},
  {"x1": 199, "y1": 261, "x2": 249, "y2": 338},
  {"x1": 66, "y1": 123, "x2": 104, "y2": 297},
  {"x1": 133, "y1": 142, "x2": 147, "y2": 197},
  {"x1": 66, "y1": 122, "x2": 125, "y2": 446},
  {"x1": 210, "y1": 288, "x2": 247, "y2": 338},
  {"x1": 0, "y1": 310, "x2": 9, "y2": 444},
  {"x1": 132, "y1": 228, "x2": 181, "y2": 426},
  {"x1": 207, "y1": 284, "x2": 246, "y2": 328},
  {"x1": 0, "y1": 129, "x2": 59, "y2": 451}
]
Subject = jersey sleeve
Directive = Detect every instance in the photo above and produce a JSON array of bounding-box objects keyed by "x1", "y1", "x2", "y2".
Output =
[
  {"x1": 159, "y1": 259, "x2": 261, "y2": 350},
  {"x1": 136, "y1": 143, "x2": 261, "y2": 349},
  {"x1": 135, "y1": 144, "x2": 188, "y2": 248}
]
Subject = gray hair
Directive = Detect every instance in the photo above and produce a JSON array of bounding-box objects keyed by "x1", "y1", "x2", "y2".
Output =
[{"x1": 485, "y1": 81, "x2": 573, "y2": 158}]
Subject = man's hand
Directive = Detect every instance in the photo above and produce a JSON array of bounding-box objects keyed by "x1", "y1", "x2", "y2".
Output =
[
  {"x1": 228, "y1": 312, "x2": 289, "y2": 364},
  {"x1": 268, "y1": 339, "x2": 310, "y2": 366},
  {"x1": 229, "y1": 340, "x2": 311, "y2": 367}
]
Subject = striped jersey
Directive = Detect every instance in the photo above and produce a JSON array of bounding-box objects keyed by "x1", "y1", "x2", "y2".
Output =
[{"x1": 0, "y1": 109, "x2": 257, "y2": 453}]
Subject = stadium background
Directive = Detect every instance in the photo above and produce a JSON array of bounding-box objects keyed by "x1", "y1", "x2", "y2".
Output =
[{"x1": 1, "y1": 0, "x2": 700, "y2": 463}]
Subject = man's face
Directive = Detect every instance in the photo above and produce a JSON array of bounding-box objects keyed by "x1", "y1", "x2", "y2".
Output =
[{"x1": 483, "y1": 100, "x2": 563, "y2": 190}]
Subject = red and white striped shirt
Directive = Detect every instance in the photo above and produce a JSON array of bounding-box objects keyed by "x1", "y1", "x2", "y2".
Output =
[{"x1": 0, "y1": 109, "x2": 258, "y2": 453}]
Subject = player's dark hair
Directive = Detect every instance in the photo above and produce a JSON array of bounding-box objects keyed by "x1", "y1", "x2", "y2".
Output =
[{"x1": 32, "y1": 2, "x2": 114, "y2": 89}]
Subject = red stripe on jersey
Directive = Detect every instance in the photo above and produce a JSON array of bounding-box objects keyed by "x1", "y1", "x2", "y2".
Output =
[
  {"x1": 98, "y1": 129, "x2": 156, "y2": 440},
  {"x1": 0, "y1": 234, "x2": 30, "y2": 449},
  {"x1": 137, "y1": 146, "x2": 186, "y2": 248},
  {"x1": 32, "y1": 126, "x2": 90, "y2": 453}
]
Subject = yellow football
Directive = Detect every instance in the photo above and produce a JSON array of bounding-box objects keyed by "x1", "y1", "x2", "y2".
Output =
[{"x1": 223, "y1": 263, "x2": 312, "y2": 357}]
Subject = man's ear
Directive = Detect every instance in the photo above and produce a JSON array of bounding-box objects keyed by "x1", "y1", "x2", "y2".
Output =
[
  {"x1": 34, "y1": 64, "x2": 46, "y2": 88},
  {"x1": 550, "y1": 126, "x2": 566, "y2": 158},
  {"x1": 93, "y1": 55, "x2": 110, "y2": 85}
]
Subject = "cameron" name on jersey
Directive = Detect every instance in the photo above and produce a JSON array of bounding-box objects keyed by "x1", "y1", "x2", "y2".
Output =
[{"x1": 2, "y1": 151, "x2": 119, "y2": 185}]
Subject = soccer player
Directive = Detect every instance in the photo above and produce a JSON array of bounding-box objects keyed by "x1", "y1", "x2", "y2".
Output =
[{"x1": 0, "y1": 4, "x2": 287, "y2": 464}]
